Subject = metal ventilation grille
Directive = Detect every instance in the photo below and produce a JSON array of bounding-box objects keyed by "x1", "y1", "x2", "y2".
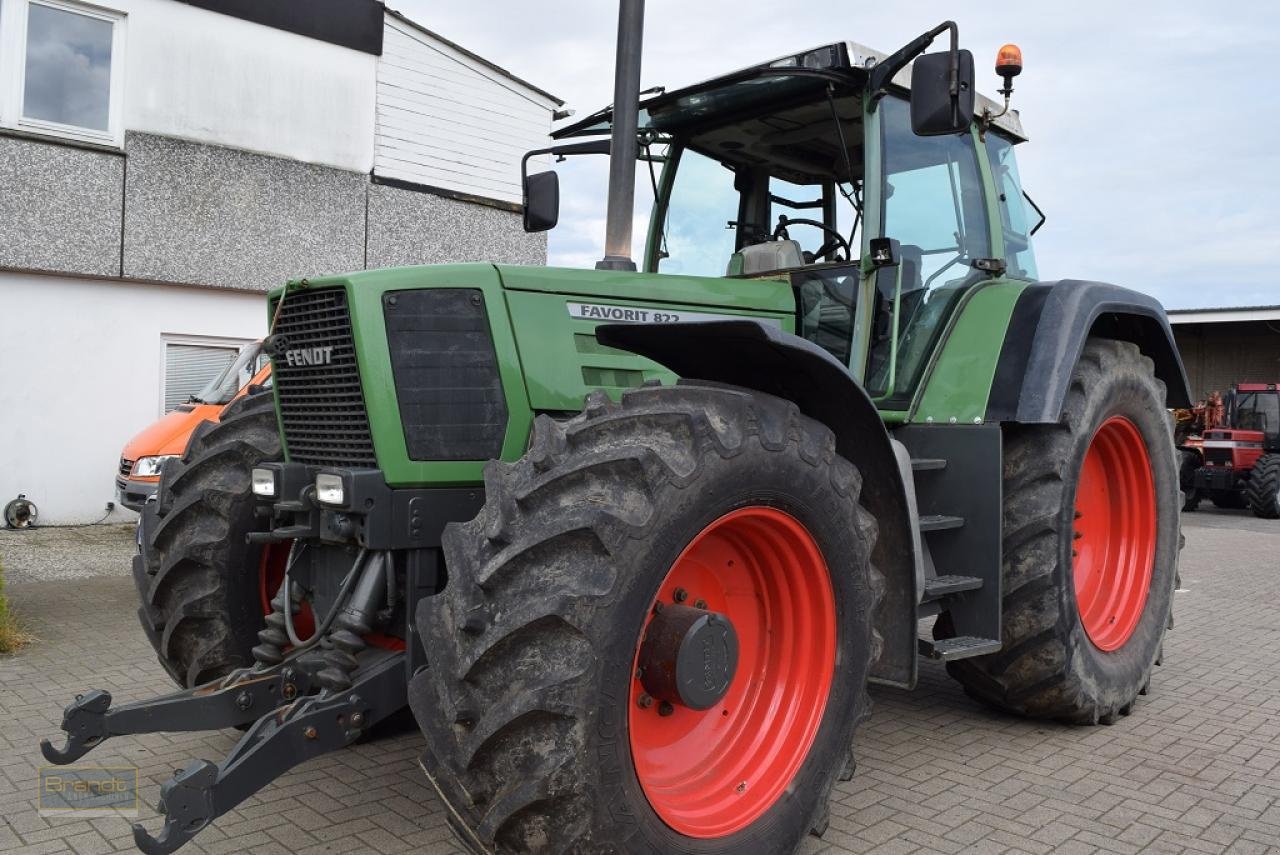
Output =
[
  {"x1": 383, "y1": 289, "x2": 507, "y2": 461},
  {"x1": 272, "y1": 287, "x2": 377, "y2": 467}
]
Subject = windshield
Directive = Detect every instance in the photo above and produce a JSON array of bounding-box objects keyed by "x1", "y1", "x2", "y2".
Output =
[{"x1": 194, "y1": 342, "x2": 265, "y2": 405}]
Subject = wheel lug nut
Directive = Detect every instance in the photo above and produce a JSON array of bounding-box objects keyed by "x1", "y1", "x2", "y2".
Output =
[
  {"x1": 658, "y1": 701, "x2": 674, "y2": 717},
  {"x1": 673, "y1": 588, "x2": 688, "y2": 604},
  {"x1": 634, "y1": 667, "x2": 644, "y2": 680},
  {"x1": 637, "y1": 693, "x2": 654, "y2": 709},
  {"x1": 694, "y1": 599, "x2": 708, "y2": 610}
]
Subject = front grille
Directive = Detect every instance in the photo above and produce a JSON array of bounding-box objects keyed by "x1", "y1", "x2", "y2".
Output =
[
  {"x1": 119, "y1": 458, "x2": 134, "y2": 478},
  {"x1": 383, "y1": 289, "x2": 507, "y2": 461},
  {"x1": 272, "y1": 287, "x2": 377, "y2": 467},
  {"x1": 1205, "y1": 448, "x2": 1232, "y2": 466}
]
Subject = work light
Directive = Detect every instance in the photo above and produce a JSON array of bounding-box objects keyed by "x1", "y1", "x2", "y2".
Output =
[
  {"x1": 250, "y1": 468, "x2": 278, "y2": 498},
  {"x1": 315, "y1": 473, "x2": 346, "y2": 506}
]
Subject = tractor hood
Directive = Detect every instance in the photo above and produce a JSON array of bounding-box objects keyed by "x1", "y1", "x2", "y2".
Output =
[{"x1": 495, "y1": 265, "x2": 793, "y2": 314}]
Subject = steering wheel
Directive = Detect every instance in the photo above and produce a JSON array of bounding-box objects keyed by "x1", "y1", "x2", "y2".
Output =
[{"x1": 773, "y1": 216, "x2": 851, "y2": 263}]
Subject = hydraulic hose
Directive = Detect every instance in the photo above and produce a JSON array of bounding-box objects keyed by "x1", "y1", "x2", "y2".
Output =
[{"x1": 283, "y1": 547, "x2": 368, "y2": 650}]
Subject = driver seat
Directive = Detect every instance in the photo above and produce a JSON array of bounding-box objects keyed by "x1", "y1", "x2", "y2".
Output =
[{"x1": 728, "y1": 240, "x2": 804, "y2": 276}]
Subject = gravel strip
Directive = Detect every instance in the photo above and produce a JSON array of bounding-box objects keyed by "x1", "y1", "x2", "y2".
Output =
[{"x1": 0, "y1": 523, "x2": 136, "y2": 584}]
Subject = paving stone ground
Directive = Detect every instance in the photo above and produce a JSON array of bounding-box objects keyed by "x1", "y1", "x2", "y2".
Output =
[{"x1": 1, "y1": 510, "x2": 1277, "y2": 854}]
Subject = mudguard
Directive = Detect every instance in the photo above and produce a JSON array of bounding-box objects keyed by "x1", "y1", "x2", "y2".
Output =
[
  {"x1": 597, "y1": 320, "x2": 918, "y2": 688},
  {"x1": 986, "y1": 280, "x2": 1192, "y2": 423}
]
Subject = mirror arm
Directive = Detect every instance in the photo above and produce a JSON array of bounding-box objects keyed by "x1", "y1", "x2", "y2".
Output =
[
  {"x1": 521, "y1": 139, "x2": 612, "y2": 212},
  {"x1": 867, "y1": 20, "x2": 958, "y2": 109},
  {"x1": 521, "y1": 139, "x2": 612, "y2": 181}
]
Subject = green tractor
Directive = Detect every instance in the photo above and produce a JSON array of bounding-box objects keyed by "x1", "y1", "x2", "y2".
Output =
[{"x1": 41, "y1": 7, "x2": 1189, "y2": 854}]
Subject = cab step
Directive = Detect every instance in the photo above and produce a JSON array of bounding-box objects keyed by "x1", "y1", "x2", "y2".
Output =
[
  {"x1": 919, "y1": 635, "x2": 1001, "y2": 661},
  {"x1": 922, "y1": 574, "x2": 983, "y2": 602},
  {"x1": 919, "y1": 514, "x2": 964, "y2": 532}
]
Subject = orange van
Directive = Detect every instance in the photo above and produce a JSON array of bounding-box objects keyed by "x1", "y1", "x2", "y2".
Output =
[{"x1": 116, "y1": 342, "x2": 272, "y2": 511}]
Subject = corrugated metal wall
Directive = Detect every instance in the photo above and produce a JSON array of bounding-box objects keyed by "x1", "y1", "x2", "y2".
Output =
[
  {"x1": 374, "y1": 18, "x2": 555, "y2": 206},
  {"x1": 1174, "y1": 321, "x2": 1280, "y2": 401}
]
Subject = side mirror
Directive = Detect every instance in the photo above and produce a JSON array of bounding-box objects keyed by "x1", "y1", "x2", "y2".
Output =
[
  {"x1": 523, "y1": 171, "x2": 559, "y2": 233},
  {"x1": 910, "y1": 49, "x2": 975, "y2": 136}
]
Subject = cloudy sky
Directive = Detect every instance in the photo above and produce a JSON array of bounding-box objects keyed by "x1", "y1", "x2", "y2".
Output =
[{"x1": 396, "y1": 1, "x2": 1279, "y2": 309}]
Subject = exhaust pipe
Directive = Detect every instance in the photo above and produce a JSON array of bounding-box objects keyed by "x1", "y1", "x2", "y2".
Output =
[{"x1": 595, "y1": 0, "x2": 645, "y2": 272}]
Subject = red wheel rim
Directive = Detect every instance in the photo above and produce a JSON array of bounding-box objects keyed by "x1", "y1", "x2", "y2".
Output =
[
  {"x1": 628, "y1": 506, "x2": 836, "y2": 838},
  {"x1": 1072, "y1": 416, "x2": 1157, "y2": 651}
]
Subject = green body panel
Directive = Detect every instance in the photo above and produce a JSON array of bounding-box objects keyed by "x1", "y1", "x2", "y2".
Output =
[
  {"x1": 270, "y1": 264, "x2": 794, "y2": 487},
  {"x1": 267, "y1": 261, "x2": 1028, "y2": 485},
  {"x1": 504, "y1": 288, "x2": 791, "y2": 412},
  {"x1": 910, "y1": 280, "x2": 1029, "y2": 424}
]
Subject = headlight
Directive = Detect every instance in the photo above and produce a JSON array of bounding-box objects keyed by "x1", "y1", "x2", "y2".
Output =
[
  {"x1": 315, "y1": 473, "x2": 346, "y2": 506},
  {"x1": 133, "y1": 455, "x2": 177, "y2": 477},
  {"x1": 251, "y1": 467, "x2": 278, "y2": 498}
]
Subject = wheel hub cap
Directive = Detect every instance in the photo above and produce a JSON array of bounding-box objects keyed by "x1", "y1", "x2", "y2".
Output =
[{"x1": 638, "y1": 604, "x2": 739, "y2": 711}]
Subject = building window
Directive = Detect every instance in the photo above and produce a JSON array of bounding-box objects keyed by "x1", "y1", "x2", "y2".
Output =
[
  {"x1": 0, "y1": 0, "x2": 126, "y2": 146},
  {"x1": 161, "y1": 337, "x2": 254, "y2": 414}
]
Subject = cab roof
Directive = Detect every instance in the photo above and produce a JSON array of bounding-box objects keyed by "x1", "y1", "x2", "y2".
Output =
[{"x1": 553, "y1": 41, "x2": 1027, "y2": 143}]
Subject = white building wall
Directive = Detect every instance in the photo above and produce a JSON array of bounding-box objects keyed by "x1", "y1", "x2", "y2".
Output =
[
  {"x1": 375, "y1": 16, "x2": 557, "y2": 205},
  {"x1": 121, "y1": 0, "x2": 377, "y2": 172},
  {"x1": 0, "y1": 272, "x2": 266, "y2": 525}
]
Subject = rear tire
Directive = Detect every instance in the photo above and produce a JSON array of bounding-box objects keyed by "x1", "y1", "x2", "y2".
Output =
[
  {"x1": 133, "y1": 390, "x2": 280, "y2": 688},
  {"x1": 1246, "y1": 454, "x2": 1280, "y2": 519},
  {"x1": 410, "y1": 383, "x2": 881, "y2": 854},
  {"x1": 939, "y1": 339, "x2": 1180, "y2": 724}
]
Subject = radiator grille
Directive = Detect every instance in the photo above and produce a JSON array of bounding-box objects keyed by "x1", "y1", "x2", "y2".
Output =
[
  {"x1": 272, "y1": 287, "x2": 377, "y2": 467},
  {"x1": 1205, "y1": 448, "x2": 1232, "y2": 466},
  {"x1": 384, "y1": 289, "x2": 507, "y2": 461},
  {"x1": 119, "y1": 458, "x2": 134, "y2": 478}
]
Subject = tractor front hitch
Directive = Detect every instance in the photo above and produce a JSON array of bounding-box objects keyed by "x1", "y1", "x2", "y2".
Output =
[
  {"x1": 39, "y1": 664, "x2": 317, "y2": 764},
  {"x1": 131, "y1": 649, "x2": 405, "y2": 855}
]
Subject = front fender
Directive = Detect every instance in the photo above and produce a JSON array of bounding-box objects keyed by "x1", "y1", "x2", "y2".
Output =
[
  {"x1": 986, "y1": 280, "x2": 1193, "y2": 423},
  {"x1": 596, "y1": 320, "x2": 917, "y2": 687}
]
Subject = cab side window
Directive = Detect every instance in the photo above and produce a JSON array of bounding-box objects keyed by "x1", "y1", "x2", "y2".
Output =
[{"x1": 985, "y1": 133, "x2": 1039, "y2": 280}]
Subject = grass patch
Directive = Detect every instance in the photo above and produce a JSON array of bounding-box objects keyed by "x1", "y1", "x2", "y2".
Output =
[{"x1": 0, "y1": 559, "x2": 33, "y2": 654}]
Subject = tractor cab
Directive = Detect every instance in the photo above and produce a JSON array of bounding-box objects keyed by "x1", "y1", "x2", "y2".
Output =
[
  {"x1": 539, "y1": 38, "x2": 1042, "y2": 408},
  {"x1": 1226, "y1": 383, "x2": 1280, "y2": 450}
]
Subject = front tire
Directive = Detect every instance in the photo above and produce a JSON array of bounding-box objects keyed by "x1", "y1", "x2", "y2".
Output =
[
  {"x1": 410, "y1": 383, "x2": 881, "y2": 853},
  {"x1": 1178, "y1": 450, "x2": 1201, "y2": 512},
  {"x1": 940, "y1": 339, "x2": 1180, "y2": 724},
  {"x1": 133, "y1": 390, "x2": 282, "y2": 687},
  {"x1": 1247, "y1": 454, "x2": 1280, "y2": 519}
]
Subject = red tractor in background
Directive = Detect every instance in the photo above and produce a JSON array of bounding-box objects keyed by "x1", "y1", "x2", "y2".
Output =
[{"x1": 1178, "y1": 383, "x2": 1280, "y2": 518}]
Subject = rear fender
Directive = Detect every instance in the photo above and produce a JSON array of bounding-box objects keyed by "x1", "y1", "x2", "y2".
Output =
[
  {"x1": 596, "y1": 320, "x2": 918, "y2": 688},
  {"x1": 985, "y1": 281, "x2": 1192, "y2": 423}
]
